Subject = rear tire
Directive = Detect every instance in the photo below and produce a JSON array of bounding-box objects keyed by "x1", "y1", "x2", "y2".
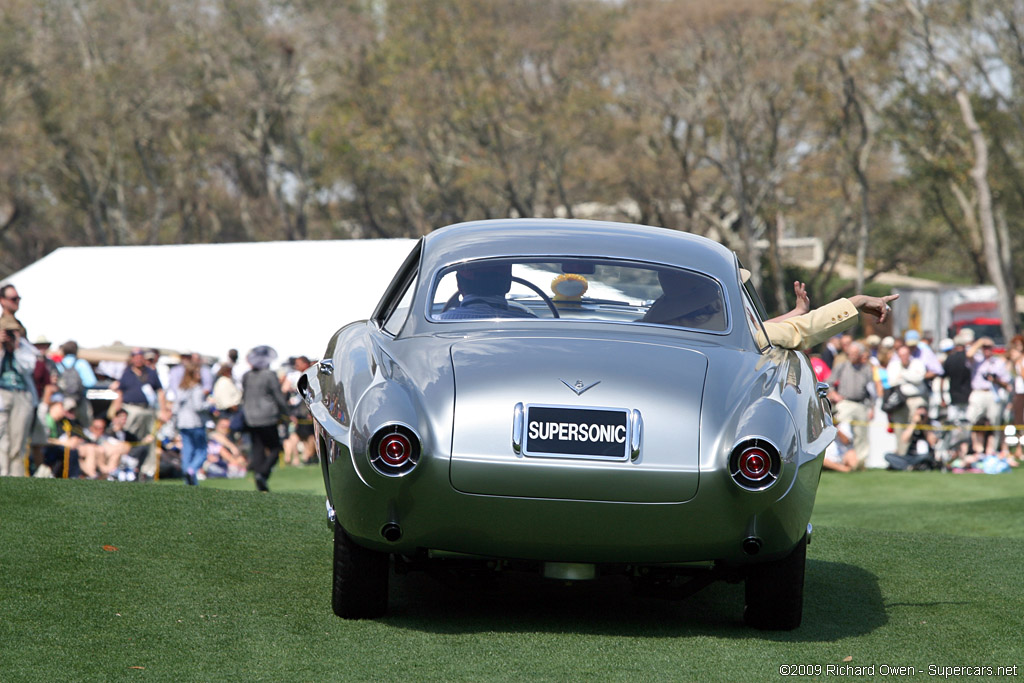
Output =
[
  {"x1": 332, "y1": 522, "x2": 389, "y2": 619},
  {"x1": 743, "y1": 533, "x2": 806, "y2": 630}
]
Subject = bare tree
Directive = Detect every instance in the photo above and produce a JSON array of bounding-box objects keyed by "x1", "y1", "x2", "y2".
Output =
[{"x1": 891, "y1": 0, "x2": 1018, "y2": 341}]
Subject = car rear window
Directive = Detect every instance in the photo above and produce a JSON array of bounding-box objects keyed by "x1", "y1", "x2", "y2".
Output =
[{"x1": 428, "y1": 257, "x2": 727, "y2": 332}]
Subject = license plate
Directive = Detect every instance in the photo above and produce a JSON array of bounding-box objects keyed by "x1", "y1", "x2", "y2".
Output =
[{"x1": 524, "y1": 405, "x2": 629, "y2": 459}]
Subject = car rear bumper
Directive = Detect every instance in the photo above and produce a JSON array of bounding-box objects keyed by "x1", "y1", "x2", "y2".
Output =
[{"x1": 323, "y1": 437, "x2": 822, "y2": 565}]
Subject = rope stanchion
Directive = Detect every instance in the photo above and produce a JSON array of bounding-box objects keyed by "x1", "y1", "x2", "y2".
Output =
[
  {"x1": 152, "y1": 419, "x2": 162, "y2": 482},
  {"x1": 62, "y1": 420, "x2": 72, "y2": 478}
]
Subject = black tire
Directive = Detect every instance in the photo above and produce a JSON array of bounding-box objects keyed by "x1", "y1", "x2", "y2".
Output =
[
  {"x1": 743, "y1": 533, "x2": 806, "y2": 630},
  {"x1": 332, "y1": 522, "x2": 389, "y2": 619}
]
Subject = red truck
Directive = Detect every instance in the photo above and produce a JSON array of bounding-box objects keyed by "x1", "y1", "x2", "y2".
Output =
[{"x1": 949, "y1": 300, "x2": 1005, "y2": 350}]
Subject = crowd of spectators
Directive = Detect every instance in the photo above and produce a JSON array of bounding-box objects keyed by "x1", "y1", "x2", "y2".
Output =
[
  {"x1": 818, "y1": 326, "x2": 1024, "y2": 474},
  {"x1": 0, "y1": 281, "x2": 317, "y2": 490},
  {"x1": 4, "y1": 277, "x2": 1023, "y2": 483}
]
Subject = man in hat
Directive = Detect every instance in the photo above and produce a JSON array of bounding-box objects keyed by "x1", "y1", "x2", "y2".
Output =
[
  {"x1": 966, "y1": 336, "x2": 1011, "y2": 452},
  {"x1": 31, "y1": 335, "x2": 58, "y2": 399},
  {"x1": 0, "y1": 318, "x2": 38, "y2": 476}
]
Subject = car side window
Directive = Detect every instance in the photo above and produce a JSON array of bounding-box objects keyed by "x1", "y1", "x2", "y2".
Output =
[
  {"x1": 372, "y1": 241, "x2": 422, "y2": 337},
  {"x1": 382, "y1": 275, "x2": 417, "y2": 337},
  {"x1": 741, "y1": 283, "x2": 771, "y2": 353}
]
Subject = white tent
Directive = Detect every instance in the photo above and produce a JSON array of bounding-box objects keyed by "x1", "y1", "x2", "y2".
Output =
[{"x1": 5, "y1": 239, "x2": 417, "y2": 363}]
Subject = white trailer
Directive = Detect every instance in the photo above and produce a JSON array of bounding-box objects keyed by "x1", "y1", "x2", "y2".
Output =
[{"x1": 891, "y1": 285, "x2": 998, "y2": 342}]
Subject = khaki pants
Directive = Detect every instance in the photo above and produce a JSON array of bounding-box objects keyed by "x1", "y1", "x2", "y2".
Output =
[
  {"x1": 0, "y1": 388, "x2": 34, "y2": 477},
  {"x1": 967, "y1": 389, "x2": 1002, "y2": 426},
  {"x1": 123, "y1": 403, "x2": 157, "y2": 477},
  {"x1": 835, "y1": 399, "x2": 870, "y2": 468}
]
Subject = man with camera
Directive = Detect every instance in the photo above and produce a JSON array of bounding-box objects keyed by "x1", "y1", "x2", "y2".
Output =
[
  {"x1": 885, "y1": 404, "x2": 940, "y2": 471},
  {"x1": 0, "y1": 319, "x2": 38, "y2": 476},
  {"x1": 966, "y1": 337, "x2": 1011, "y2": 453}
]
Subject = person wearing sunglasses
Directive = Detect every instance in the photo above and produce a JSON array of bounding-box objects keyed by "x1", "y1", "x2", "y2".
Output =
[
  {"x1": 0, "y1": 284, "x2": 25, "y2": 338},
  {"x1": 0, "y1": 318, "x2": 38, "y2": 476}
]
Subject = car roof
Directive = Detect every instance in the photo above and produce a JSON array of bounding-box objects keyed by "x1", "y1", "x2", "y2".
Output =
[{"x1": 420, "y1": 219, "x2": 738, "y2": 280}]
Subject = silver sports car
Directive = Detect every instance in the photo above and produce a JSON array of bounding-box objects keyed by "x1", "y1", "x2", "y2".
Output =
[{"x1": 297, "y1": 218, "x2": 836, "y2": 630}]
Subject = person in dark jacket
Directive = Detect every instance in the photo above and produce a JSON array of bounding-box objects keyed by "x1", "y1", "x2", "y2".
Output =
[
  {"x1": 241, "y1": 346, "x2": 288, "y2": 492},
  {"x1": 942, "y1": 330, "x2": 974, "y2": 424}
]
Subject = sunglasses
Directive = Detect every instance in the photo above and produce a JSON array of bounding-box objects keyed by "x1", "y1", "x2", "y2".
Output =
[{"x1": 4, "y1": 295, "x2": 20, "y2": 302}]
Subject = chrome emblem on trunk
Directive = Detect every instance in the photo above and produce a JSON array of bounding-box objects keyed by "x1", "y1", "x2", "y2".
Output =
[{"x1": 561, "y1": 378, "x2": 601, "y2": 396}]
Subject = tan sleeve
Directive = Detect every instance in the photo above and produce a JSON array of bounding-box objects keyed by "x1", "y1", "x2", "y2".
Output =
[{"x1": 760, "y1": 299, "x2": 859, "y2": 350}]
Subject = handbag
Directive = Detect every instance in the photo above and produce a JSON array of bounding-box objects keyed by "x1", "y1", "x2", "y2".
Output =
[{"x1": 882, "y1": 385, "x2": 908, "y2": 412}]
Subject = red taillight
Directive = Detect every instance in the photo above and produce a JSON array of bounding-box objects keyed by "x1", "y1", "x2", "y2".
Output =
[
  {"x1": 738, "y1": 447, "x2": 769, "y2": 480},
  {"x1": 379, "y1": 433, "x2": 412, "y2": 466},
  {"x1": 369, "y1": 424, "x2": 420, "y2": 476},
  {"x1": 730, "y1": 439, "x2": 781, "y2": 490}
]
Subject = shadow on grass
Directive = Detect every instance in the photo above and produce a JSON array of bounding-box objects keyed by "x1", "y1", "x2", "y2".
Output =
[{"x1": 383, "y1": 558, "x2": 885, "y2": 641}]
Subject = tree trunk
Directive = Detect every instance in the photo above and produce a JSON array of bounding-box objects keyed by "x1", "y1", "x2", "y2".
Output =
[{"x1": 955, "y1": 88, "x2": 1017, "y2": 342}]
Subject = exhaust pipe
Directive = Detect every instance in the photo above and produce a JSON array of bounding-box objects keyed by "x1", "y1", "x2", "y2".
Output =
[
  {"x1": 381, "y1": 523, "x2": 402, "y2": 542},
  {"x1": 742, "y1": 537, "x2": 763, "y2": 556}
]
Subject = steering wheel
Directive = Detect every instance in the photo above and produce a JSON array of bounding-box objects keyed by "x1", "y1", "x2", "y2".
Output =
[
  {"x1": 511, "y1": 276, "x2": 559, "y2": 318},
  {"x1": 440, "y1": 277, "x2": 560, "y2": 318},
  {"x1": 442, "y1": 292, "x2": 461, "y2": 312}
]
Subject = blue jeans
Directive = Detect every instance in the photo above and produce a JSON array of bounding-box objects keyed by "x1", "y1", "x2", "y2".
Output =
[{"x1": 180, "y1": 427, "x2": 208, "y2": 477}]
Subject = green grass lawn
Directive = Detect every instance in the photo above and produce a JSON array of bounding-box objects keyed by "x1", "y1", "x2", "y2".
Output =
[{"x1": 1, "y1": 467, "x2": 1021, "y2": 681}]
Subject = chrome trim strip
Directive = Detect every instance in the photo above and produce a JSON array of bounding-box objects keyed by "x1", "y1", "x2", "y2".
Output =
[
  {"x1": 512, "y1": 402, "x2": 525, "y2": 454},
  {"x1": 629, "y1": 409, "x2": 643, "y2": 461},
  {"x1": 816, "y1": 381, "x2": 835, "y2": 431}
]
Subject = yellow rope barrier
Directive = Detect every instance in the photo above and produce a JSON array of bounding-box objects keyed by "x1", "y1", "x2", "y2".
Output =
[{"x1": 847, "y1": 420, "x2": 1024, "y2": 431}]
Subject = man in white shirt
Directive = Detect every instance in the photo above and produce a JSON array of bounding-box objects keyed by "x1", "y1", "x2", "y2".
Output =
[{"x1": 886, "y1": 345, "x2": 928, "y2": 454}]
